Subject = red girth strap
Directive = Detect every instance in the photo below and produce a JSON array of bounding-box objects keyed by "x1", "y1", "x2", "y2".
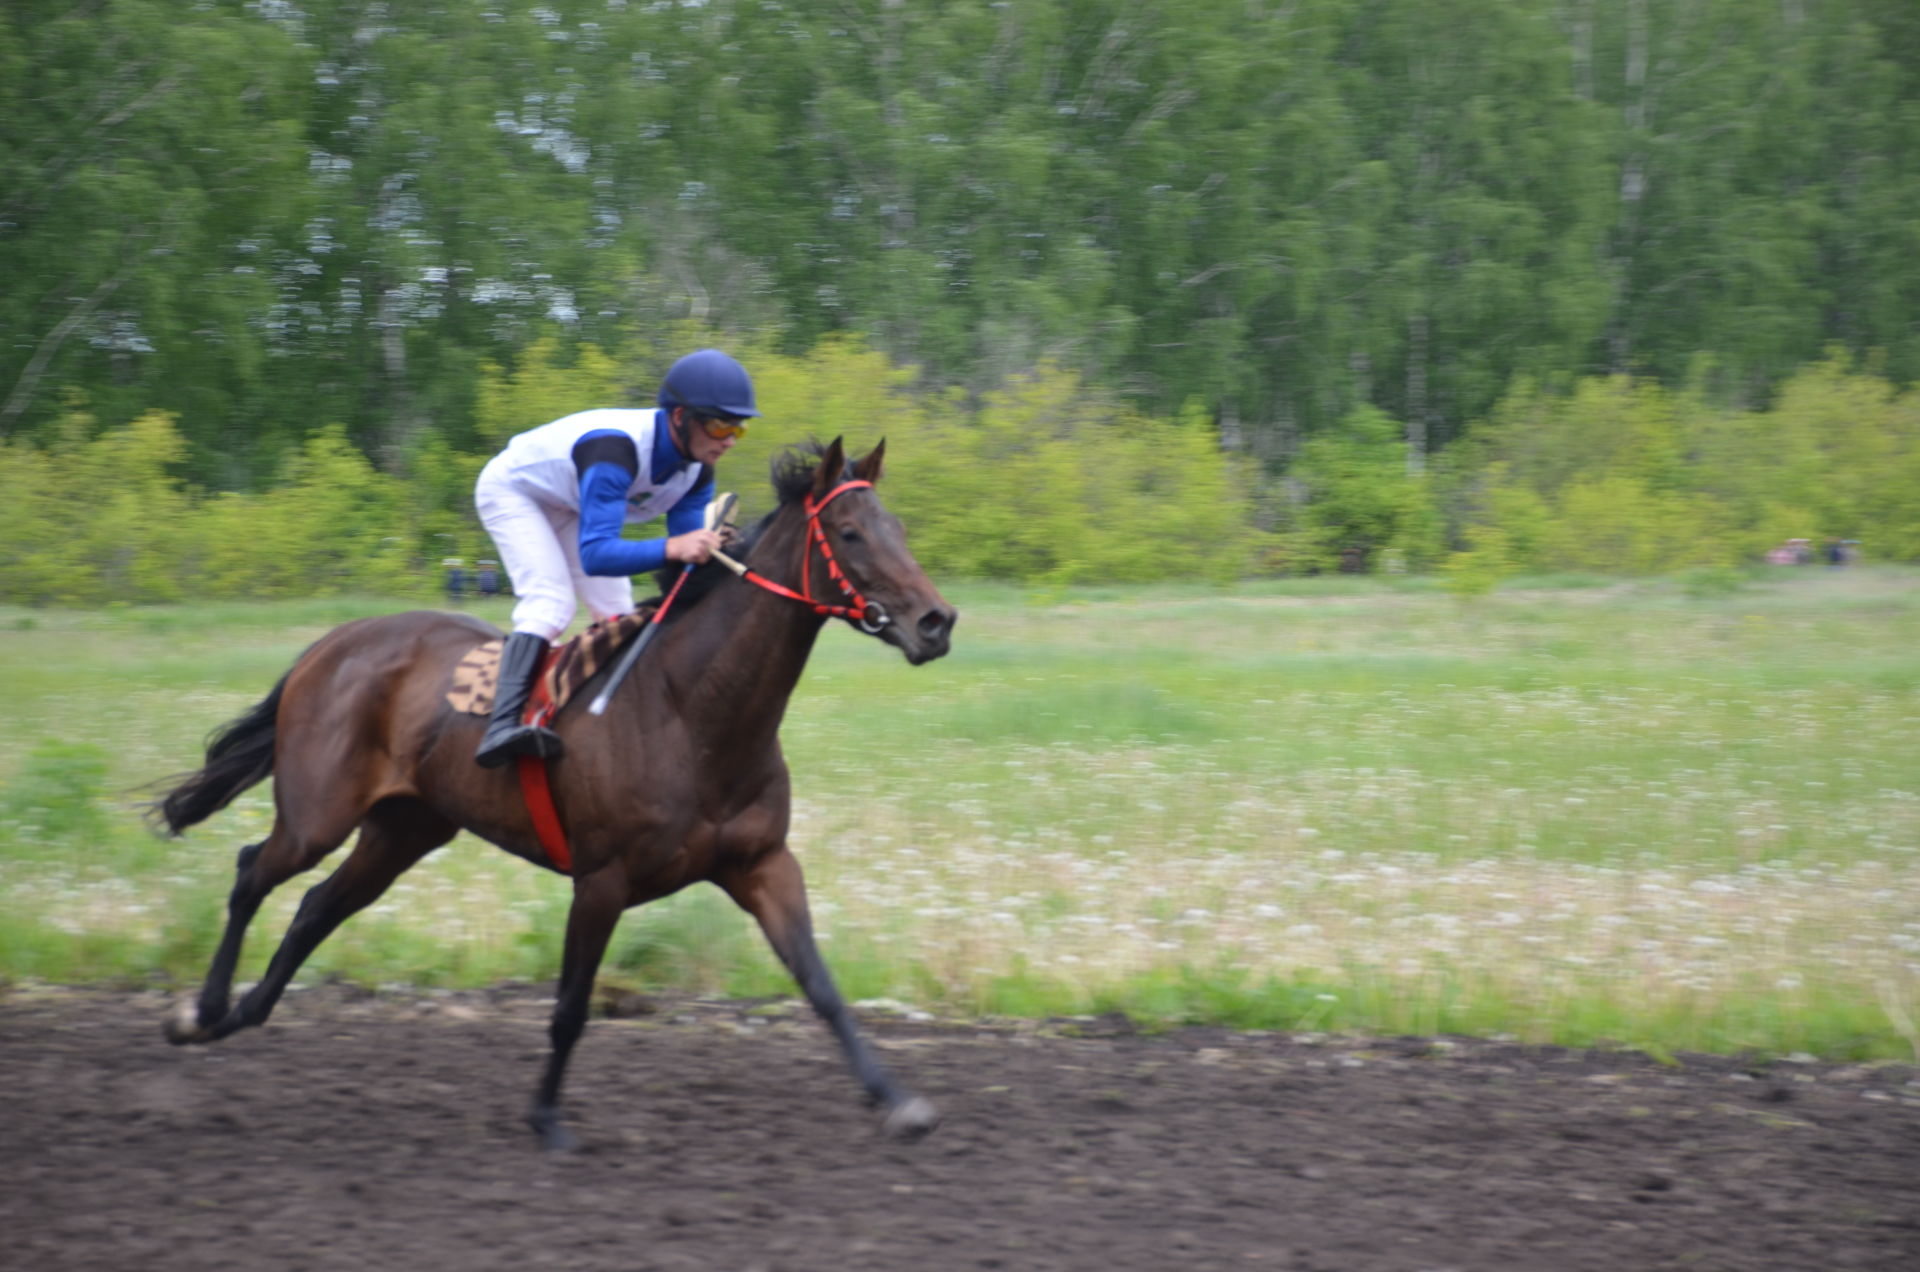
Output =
[
  {"x1": 516, "y1": 653, "x2": 571, "y2": 873},
  {"x1": 516, "y1": 755, "x2": 571, "y2": 873}
]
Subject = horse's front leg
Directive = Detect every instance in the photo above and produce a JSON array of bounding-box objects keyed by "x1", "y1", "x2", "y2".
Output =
[
  {"x1": 528, "y1": 864, "x2": 627, "y2": 1152},
  {"x1": 718, "y1": 847, "x2": 938, "y2": 1139}
]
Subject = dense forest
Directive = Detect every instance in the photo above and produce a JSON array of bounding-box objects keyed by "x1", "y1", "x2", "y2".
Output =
[{"x1": 3, "y1": 0, "x2": 1918, "y2": 598}]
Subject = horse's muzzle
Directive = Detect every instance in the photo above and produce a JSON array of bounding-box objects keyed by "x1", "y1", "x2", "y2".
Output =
[{"x1": 897, "y1": 603, "x2": 956, "y2": 665}]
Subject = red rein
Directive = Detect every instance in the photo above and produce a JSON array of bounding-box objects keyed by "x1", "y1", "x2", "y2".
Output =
[{"x1": 735, "y1": 479, "x2": 884, "y2": 628}]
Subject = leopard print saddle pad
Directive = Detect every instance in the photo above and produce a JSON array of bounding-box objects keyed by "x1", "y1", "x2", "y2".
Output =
[{"x1": 445, "y1": 608, "x2": 654, "y2": 717}]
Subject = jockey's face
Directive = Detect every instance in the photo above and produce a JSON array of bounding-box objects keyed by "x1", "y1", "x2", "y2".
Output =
[{"x1": 673, "y1": 407, "x2": 742, "y2": 465}]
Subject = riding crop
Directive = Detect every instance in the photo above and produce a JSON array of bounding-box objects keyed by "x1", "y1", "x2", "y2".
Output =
[{"x1": 587, "y1": 491, "x2": 737, "y2": 716}]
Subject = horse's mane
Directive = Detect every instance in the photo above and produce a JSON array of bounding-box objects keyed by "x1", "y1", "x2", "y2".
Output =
[{"x1": 639, "y1": 440, "x2": 853, "y2": 619}]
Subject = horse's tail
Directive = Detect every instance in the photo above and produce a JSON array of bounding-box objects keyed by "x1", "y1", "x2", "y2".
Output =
[{"x1": 152, "y1": 671, "x2": 290, "y2": 836}]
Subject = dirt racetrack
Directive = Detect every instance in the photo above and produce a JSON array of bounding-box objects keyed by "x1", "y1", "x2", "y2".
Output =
[{"x1": 3, "y1": 984, "x2": 1916, "y2": 1272}]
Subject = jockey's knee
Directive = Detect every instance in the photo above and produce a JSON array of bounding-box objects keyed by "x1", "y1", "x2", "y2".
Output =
[{"x1": 510, "y1": 593, "x2": 575, "y2": 643}]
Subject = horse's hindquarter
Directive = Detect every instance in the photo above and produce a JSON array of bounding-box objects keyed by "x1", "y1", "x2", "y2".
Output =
[{"x1": 277, "y1": 612, "x2": 506, "y2": 831}]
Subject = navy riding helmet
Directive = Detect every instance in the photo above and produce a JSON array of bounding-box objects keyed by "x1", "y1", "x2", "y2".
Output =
[{"x1": 657, "y1": 349, "x2": 760, "y2": 419}]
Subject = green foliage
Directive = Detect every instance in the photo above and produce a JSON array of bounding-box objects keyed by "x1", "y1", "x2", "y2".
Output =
[
  {"x1": 402, "y1": 434, "x2": 493, "y2": 570},
  {"x1": 886, "y1": 362, "x2": 1256, "y2": 585},
  {"x1": 193, "y1": 426, "x2": 416, "y2": 597},
  {"x1": 475, "y1": 337, "x2": 629, "y2": 450},
  {"x1": 1284, "y1": 407, "x2": 1446, "y2": 575},
  {"x1": 726, "y1": 334, "x2": 935, "y2": 510},
  {"x1": 0, "y1": 407, "x2": 196, "y2": 604},
  {"x1": 1537, "y1": 474, "x2": 1726, "y2": 575},
  {"x1": 1740, "y1": 355, "x2": 1920, "y2": 561},
  {"x1": 0, "y1": 0, "x2": 314, "y2": 479},
  {"x1": 1450, "y1": 357, "x2": 1920, "y2": 573},
  {"x1": 0, "y1": 337, "x2": 1213, "y2": 599},
  {"x1": 6, "y1": 0, "x2": 1917, "y2": 493},
  {"x1": 689, "y1": 343, "x2": 1255, "y2": 586},
  {"x1": 0, "y1": 413, "x2": 421, "y2": 603},
  {"x1": 3, "y1": 0, "x2": 1917, "y2": 590},
  {"x1": 1442, "y1": 522, "x2": 1514, "y2": 598},
  {"x1": 8, "y1": 336, "x2": 1920, "y2": 601}
]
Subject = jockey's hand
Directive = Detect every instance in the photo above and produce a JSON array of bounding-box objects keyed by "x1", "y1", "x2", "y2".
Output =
[{"x1": 666, "y1": 529, "x2": 723, "y2": 565}]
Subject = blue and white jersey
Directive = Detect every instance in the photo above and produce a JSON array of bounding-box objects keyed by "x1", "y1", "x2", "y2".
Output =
[
  {"x1": 494, "y1": 409, "x2": 701, "y2": 522},
  {"x1": 491, "y1": 408, "x2": 713, "y2": 577}
]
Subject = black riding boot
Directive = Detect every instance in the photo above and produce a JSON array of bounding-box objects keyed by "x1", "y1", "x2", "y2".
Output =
[{"x1": 476, "y1": 632, "x2": 565, "y2": 768}]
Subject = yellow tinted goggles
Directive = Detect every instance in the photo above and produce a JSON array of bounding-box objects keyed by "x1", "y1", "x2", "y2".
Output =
[{"x1": 694, "y1": 413, "x2": 749, "y2": 440}]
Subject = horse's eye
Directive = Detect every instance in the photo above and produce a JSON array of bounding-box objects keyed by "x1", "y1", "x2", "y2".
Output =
[{"x1": 839, "y1": 528, "x2": 863, "y2": 545}]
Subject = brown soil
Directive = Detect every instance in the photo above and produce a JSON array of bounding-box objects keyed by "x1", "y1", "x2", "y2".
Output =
[{"x1": 3, "y1": 984, "x2": 1916, "y2": 1271}]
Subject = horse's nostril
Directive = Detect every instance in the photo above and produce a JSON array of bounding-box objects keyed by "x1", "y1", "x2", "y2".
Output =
[{"x1": 917, "y1": 608, "x2": 953, "y2": 641}]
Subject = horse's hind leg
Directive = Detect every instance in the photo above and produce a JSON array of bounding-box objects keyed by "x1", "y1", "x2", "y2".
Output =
[
  {"x1": 167, "y1": 815, "x2": 346, "y2": 1043},
  {"x1": 182, "y1": 802, "x2": 455, "y2": 1044},
  {"x1": 718, "y1": 847, "x2": 938, "y2": 1140}
]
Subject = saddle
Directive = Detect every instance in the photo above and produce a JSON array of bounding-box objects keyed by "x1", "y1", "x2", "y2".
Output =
[{"x1": 444, "y1": 604, "x2": 660, "y2": 719}]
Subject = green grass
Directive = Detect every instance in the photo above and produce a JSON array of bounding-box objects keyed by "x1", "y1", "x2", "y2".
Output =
[{"x1": 3, "y1": 567, "x2": 1919, "y2": 1058}]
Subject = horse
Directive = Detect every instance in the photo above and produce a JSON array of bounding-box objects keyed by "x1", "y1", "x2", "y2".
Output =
[{"x1": 154, "y1": 438, "x2": 957, "y2": 1150}]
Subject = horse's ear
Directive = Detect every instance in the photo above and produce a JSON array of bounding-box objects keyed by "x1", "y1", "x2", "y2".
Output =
[
  {"x1": 854, "y1": 438, "x2": 886, "y2": 484},
  {"x1": 813, "y1": 436, "x2": 846, "y2": 497}
]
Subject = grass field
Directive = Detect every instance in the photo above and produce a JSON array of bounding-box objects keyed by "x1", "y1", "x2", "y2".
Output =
[{"x1": 4, "y1": 567, "x2": 1918, "y2": 1059}]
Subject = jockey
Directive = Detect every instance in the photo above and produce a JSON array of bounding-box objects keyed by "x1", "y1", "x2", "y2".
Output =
[{"x1": 470, "y1": 348, "x2": 755, "y2": 767}]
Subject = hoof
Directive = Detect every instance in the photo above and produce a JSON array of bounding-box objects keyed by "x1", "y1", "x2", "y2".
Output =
[
  {"x1": 163, "y1": 999, "x2": 213, "y2": 1046},
  {"x1": 528, "y1": 1109, "x2": 579, "y2": 1154},
  {"x1": 881, "y1": 1096, "x2": 940, "y2": 1140}
]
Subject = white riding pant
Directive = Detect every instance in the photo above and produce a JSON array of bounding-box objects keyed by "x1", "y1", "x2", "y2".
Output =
[{"x1": 475, "y1": 455, "x2": 633, "y2": 641}]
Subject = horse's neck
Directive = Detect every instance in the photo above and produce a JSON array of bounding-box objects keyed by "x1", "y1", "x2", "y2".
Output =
[{"x1": 655, "y1": 511, "x2": 825, "y2": 751}]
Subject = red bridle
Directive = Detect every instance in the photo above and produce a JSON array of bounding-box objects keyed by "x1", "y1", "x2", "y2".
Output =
[{"x1": 733, "y1": 480, "x2": 889, "y2": 633}]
